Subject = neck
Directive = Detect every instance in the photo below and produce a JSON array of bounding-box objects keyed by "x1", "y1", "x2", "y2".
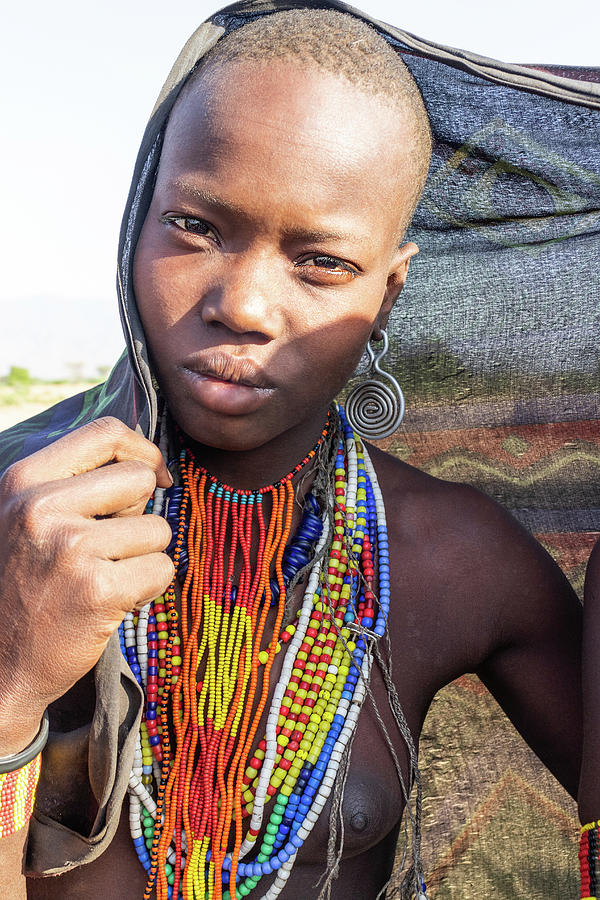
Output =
[{"x1": 171, "y1": 405, "x2": 334, "y2": 493}]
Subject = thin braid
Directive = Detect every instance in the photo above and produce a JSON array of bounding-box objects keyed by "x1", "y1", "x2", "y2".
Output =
[{"x1": 315, "y1": 726, "x2": 356, "y2": 900}]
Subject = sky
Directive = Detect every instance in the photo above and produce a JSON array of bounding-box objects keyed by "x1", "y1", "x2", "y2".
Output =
[{"x1": 1, "y1": 0, "x2": 598, "y2": 378}]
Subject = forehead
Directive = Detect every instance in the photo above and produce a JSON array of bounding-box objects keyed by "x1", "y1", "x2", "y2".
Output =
[{"x1": 157, "y1": 59, "x2": 413, "y2": 238}]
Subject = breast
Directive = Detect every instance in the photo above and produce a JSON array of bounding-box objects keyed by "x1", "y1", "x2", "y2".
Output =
[{"x1": 299, "y1": 744, "x2": 406, "y2": 862}]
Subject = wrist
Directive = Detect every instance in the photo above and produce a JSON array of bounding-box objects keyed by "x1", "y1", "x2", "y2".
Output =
[
  {"x1": 0, "y1": 711, "x2": 49, "y2": 774},
  {"x1": 0, "y1": 710, "x2": 48, "y2": 758}
]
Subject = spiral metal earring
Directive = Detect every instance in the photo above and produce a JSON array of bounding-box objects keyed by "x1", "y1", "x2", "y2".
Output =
[{"x1": 345, "y1": 330, "x2": 405, "y2": 440}]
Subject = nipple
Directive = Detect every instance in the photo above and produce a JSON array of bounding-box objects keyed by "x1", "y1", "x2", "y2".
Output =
[{"x1": 349, "y1": 811, "x2": 368, "y2": 833}]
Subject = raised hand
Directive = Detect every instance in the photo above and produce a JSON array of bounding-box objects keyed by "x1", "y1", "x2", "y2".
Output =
[{"x1": 0, "y1": 417, "x2": 174, "y2": 754}]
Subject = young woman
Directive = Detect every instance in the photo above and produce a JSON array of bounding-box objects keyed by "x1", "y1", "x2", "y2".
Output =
[{"x1": 0, "y1": 7, "x2": 582, "y2": 899}]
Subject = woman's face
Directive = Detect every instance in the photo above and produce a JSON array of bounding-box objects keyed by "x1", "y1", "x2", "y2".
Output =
[{"x1": 134, "y1": 58, "x2": 418, "y2": 453}]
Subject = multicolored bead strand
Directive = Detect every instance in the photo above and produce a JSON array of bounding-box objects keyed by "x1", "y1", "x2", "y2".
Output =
[
  {"x1": 581, "y1": 821, "x2": 600, "y2": 899},
  {"x1": 120, "y1": 404, "x2": 395, "y2": 899}
]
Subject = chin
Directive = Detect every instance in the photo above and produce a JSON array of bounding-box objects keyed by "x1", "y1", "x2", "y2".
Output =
[{"x1": 167, "y1": 403, "x2": 278, "y2": 454}]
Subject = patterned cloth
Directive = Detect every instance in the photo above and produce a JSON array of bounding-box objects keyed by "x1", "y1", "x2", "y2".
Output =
[
  {"x1": 381, "y1": 22, "x2": 599, "y2": 900},
  {"x1": 0, "y1": 2, "x2": 598, "y2": 896}
]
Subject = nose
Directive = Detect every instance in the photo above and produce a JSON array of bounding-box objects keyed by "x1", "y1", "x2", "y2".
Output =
[{"x1": 201, "y1": 250, "x2": 282, "y2": 340}]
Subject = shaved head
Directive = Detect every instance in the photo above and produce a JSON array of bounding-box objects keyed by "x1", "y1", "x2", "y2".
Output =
[{"x1": 175, "y1": 8, "x2": 432, "y2": 233}]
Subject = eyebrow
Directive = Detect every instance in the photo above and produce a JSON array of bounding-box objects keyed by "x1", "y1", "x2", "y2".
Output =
[
  {"x1": 172, "y1": 181, "x2": 247, "y2": 220},
  {"x1": 170, "y1": 180, "x2": 367, "y2": 247}
]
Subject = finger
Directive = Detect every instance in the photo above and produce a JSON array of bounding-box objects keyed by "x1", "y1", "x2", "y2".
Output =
[
  {"x1": 28, "y1": 459, "x2": 163, "y2": 519},
  {"x1": 85, "y1": 513, "x2": 173, "y2": 560},
  {"x1": 4, "y1": 417, "x2": 172, "y2": 491},
  {"x1": 110, "y1": 553, "x2": 176, "y2": 610}
]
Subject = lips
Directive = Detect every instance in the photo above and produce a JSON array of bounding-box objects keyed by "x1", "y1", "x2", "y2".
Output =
[
  {"x1": 177, "y1": 351, "x2": 276, "y2": 416},
  {"x1": 180, "y1": 351, "x2": 274, "y2": 389}
]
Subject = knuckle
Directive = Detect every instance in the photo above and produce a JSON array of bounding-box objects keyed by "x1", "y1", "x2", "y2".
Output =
[
  {"x1": 145, "y1": 554, "x2": 175, "y2": 600},
  {"x1": 87, "y1": 417, "x2": 161, "y2": 474},
  {"x1": 56, "y1": 525, "x2": 86, "y2": 561},
  {"x1": 114, "y1": 462, "x2": 156, "y2": 509},
  {"x1": 147, "y1": 440, "x2": 165, "y2": 469},
  {"x1": 89, "y1": 565, "x2": 117, "y2": 605},
  {"x1": 126, "y1": 554, "x2": 174, "y2": 611},
  {"x1": 132, "y1": 461, "x2": 157, "y2": 495},
  {"x1": 0, "y1": 459, "x2": 27, "y2": 498},
  {"x1": 162, "y1": 551, "x2": 176, "y2": 577},
  {"x1": 85, "y1": 416, "x2": 137, "y2": 457},
  {"x1": 88, "y1": 416, "x2": 129, "y2": 439},
  {"x1": 157, "y1": 517, "x2": 174, "y2": 549},
  {"x1": 13, "y1": 487, "x2": 53, "y2": 533},
  {"x1": 141, "y1": 513, "x2": 171, "y2": 547},
  {"x1": 156, "y1": 554, "x2": 176, "y2": 592}
]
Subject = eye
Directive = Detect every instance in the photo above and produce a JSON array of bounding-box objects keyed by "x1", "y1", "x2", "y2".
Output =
[
  {"x1": 296, "y1": 255, "x2": 358, "y2": 283},
  {"x1": 160, "y1": 215, "x2": 220, "y2": 243}
]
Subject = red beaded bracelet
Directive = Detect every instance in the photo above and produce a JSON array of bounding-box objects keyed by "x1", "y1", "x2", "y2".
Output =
[
  {"x1": 0, "y1": 712, "x2": 48, "y2": 839},
  {"x1": 0, "y1": 754, "x2": 42, "y2": 838},
  {"x1": 580, "y1": 821, "x2": 599, "y2": 900}
]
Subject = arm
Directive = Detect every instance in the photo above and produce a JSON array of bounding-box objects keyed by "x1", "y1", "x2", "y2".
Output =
[
  {"x1": 0, "y1": 830, "x2": 29, "y2": 899},
  {"x1": 578, "y1": 538, "x2": 600, "y2": 822},
  {"x1": 472, "y1": 496, "x2": 582, "y2": 797},
  {"x1": 0, "y1": 417, "x2": 174, "y2": 885},
  {"x1": 371, "y1": 451, "x2": 582, "y2": 795}
]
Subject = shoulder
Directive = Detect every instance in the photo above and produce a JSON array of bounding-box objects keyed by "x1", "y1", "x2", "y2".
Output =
[
  {"x1": 0, "y1": 399, "x2": 78, "y2": 477},
  {"x1": 367, "y1": 442, "x2": 525, "y2": 564},
  {"x1": 367, "y1": 442, "x2": 578, "y2": 654}
]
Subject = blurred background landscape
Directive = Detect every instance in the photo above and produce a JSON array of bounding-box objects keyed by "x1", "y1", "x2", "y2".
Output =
[{"x1": 0, "y1": 364, "x2": 98, "y2": 432}]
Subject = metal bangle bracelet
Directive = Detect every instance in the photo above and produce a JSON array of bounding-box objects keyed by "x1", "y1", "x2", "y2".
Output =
[{"x1": 0, "y1": 710, "x2": 49, "y2": 774}]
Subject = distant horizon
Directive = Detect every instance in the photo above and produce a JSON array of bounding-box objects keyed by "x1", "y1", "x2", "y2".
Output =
[{"x1": 0, "y1": 296, "x2": 124, "y2": 381}]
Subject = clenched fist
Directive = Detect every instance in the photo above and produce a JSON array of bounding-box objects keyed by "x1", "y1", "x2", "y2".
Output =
[{"x1": 0, "y1": 417, "x2": 174, "y2": 754}]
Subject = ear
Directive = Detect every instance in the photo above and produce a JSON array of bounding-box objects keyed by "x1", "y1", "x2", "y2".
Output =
[{"x1": 372, "y1": 242, "x2": 419, "y2": 340}]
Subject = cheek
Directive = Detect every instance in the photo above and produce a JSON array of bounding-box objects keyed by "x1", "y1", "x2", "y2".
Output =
[
  {"x1": 295, "y1": 280, "x2": 384, "y2": 366},
  {"x1": 134, "y1": 247, "x2": 189, "y2": 331},
  {"x1": 133, "y1": 247, "x2": 189, "y2": 378},
  {"x1": 294, "y1": 315, "x2": 374, "y2": 397},
  {"x1": 133, "y1": 227, "x2": 166, "y2": 326}
]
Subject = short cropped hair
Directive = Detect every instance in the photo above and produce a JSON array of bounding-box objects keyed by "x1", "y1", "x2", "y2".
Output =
[{"x1": 181, "y1": 9, "x2": 432, "y2": 230}]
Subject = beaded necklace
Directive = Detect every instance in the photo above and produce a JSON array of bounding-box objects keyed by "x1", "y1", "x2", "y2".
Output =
[{"x1": 119, "y1": 404, "x2": 392, "y2": 899}]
